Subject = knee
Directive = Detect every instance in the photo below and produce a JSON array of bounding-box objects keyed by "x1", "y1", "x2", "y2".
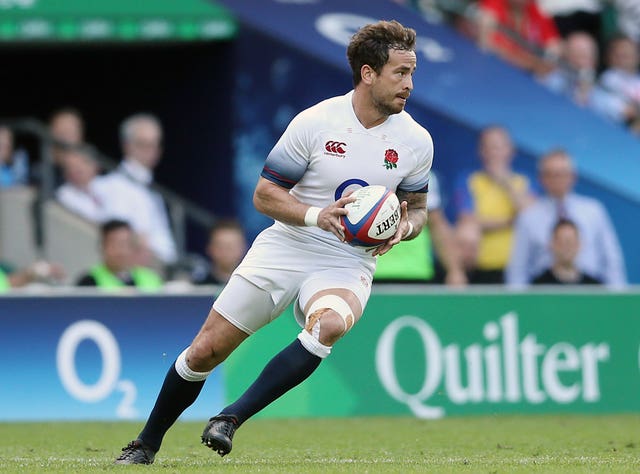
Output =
[
  {"x1": 187, "y1": 340, "x2": 217, "y2": 372},
  {"x1": 307, "y1": 295, "x2": 356, "y2": 344},
  {"x1": 306, "y1": 309, "x2": 345, "y2": 346}
]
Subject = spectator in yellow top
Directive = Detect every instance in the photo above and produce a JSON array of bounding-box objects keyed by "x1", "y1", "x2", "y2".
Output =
[{"x1": 453, "y1": 126, "x2": 535, "y2": 283}]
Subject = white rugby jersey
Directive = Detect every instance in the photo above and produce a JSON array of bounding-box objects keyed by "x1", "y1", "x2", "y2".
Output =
[{"x1": 261, "y1": 90, "x2": 433, "y2": 255}]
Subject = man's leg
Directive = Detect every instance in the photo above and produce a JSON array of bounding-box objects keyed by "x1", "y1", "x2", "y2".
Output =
[
  {"x1": 115, "y1": 310, "x2": 248, "y2": 464},
  {"x1": 202, "y1": 287, "x2": 362, "y2": 456}
]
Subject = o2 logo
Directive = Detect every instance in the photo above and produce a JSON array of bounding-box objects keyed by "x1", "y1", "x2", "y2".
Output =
[{"x1": 56, "y1": 320, "x2": 137, "y2": 419}]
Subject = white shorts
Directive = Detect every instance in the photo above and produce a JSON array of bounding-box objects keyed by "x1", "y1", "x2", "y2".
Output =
[{"x1": 212, "y1": 224, "x2": 375, "y2": 335}]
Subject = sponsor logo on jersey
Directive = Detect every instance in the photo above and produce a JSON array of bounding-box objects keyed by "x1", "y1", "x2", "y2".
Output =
[
  {"x1": 324, "y1": 140, "x2": 347, "y2": 158},
  {"x1": 384, "y1": 149, "x2": 399, "y2": 170}
]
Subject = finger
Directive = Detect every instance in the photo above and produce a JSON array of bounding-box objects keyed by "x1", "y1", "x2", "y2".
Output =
[
  {"x1": 335, "y1": 194, "x2": 357, "y2": 208},
  {"x1": 400, "y1": 200, "x2": 409, "y2": 219},
  {"x1": 332, "y1": 207, "x2": 349, "y2": 216},
  {"x1": 330, "y1": 222, "x2": 346, "y2": 241}
]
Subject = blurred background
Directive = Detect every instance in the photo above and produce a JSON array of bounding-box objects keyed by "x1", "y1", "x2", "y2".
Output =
[{"x1": 1, "y1": 0, "x2": 639, "y2": 422}]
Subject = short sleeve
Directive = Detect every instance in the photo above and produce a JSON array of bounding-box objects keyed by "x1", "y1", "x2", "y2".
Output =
[
  {"x1": 397, "y1": 131, "x2": 433, "y2": 194},
  {"x1": 261, "y1": 112, "x2": 312, "y2": 189}
]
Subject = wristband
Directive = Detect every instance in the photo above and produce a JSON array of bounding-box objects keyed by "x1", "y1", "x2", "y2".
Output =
[
  {"x1": 403, "y1": 221, "x2": 414, "y2": 240},
  {"x1": 304, "y1": 206, "x2": 322, "y2": 227}
]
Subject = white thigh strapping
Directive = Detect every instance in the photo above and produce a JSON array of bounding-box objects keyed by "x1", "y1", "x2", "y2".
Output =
[{"x1": 212, "y1": 275, "x2": 277, "y2": 335}]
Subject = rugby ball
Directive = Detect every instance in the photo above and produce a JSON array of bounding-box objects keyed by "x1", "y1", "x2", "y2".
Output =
[{"x1": 341, "y1": 185, "x2": 401, "y2": 248}]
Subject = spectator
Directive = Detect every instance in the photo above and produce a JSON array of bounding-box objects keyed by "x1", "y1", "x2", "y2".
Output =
[
  {"x1": 96, "y1": 113, "x2": 177, "y2": 266},
  {"x1": 0, "y1": 125, "x2": 29, "y2": 187},
  {"x1": 506, "y1": 149, "x2": 626, "y2": 287},
  {"x1": 55, "y1": 145, "x2": 106, "y2": 222},
  {"x1": 599, "y1": 34, "x2": 640, "y2": 133},
  {"x1": 537, "y1": 0, "x2": 602, "y2": 41},
  {"x1": 531, "y1": 218, "x2": 602, "y2": 284},
  {"x1": 454, "y1": 126, "x2": 535, "y2": 283},
  {"x1": 476, "y1": 0, "x2": 562, "y2": 74},
  {"x1": 76, "y1": 219, "x2": 163, "y2": 291},
  {"x1": 48, "y1": 107, "x2": 85, "y2": 165},
  {"x1": 375, "y1": 172, "x2": 467, "y2": 286},
  {"x1": 539, "y1": 32, "x2": 640, "y2": 126},
  {"x1": 193, "y1": 219, "x2": 248, "y2": 285},
  {"x1": 0, "y1": 260, "x2": 65, "y2": 291}
]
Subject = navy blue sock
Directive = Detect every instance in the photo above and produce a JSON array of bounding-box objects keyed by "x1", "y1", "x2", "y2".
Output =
[
  {"x1": 222, "y1": 338, "x2": 322, "y2": 425},
  {"x1": 138, "y1": 364, "x2": 205, "y2": 452}
]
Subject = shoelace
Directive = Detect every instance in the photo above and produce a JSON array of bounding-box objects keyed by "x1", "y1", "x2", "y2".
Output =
[
  {"x1": 212, "y1": 416, "x2": 237, "y2": 437},
  {"x1": 118, "y1": 441, "x2": 150, "y2": 462}
]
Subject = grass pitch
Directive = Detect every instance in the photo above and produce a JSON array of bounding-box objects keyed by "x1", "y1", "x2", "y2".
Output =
[{"x1": 1, "y1": 415, "x2": 639, "y2": 473}]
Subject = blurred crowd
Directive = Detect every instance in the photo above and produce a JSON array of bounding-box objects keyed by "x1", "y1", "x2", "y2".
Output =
[
  {"x1": 0, "y1": 118, "x2": 628, "y2": 293},
  {"x1": 376, "y1": 125, "x2": 626, "y2": 288},
  {"x1": 0, "y1": 0, "x2": 634, "y2": 292},
  {"x1": 0, "y1": 110, "x2": 248, "y2": 292},
  {"x1": 400, "y1": 0, "x2": 640, "y2": 134}
]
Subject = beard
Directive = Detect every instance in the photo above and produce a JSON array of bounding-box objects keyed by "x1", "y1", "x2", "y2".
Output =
[{"x1": 372, "y1": 92, "x2": 405, "y2": 117}]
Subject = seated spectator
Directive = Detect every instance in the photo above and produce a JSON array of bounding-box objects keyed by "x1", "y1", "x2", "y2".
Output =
[
  {"x1": 55, "y1": 145, "x2": 106, "y2": 222},
  {"x1": 193, "y1": 219, "x2": 248, "y2": 285},
  {"x1": 532, "y1": 218, "x2": 602, "y2": 284},
  {"x1": 506, "y1": 149, "x2": 626, "y2": 287},
  {"x1": 96, "y1": 113, "x2": 177, "y2": 267},
  {"x1": 539, "y1": 32, "x2": 640, "y2": 126},
  {"x1": 0, "y1": 260, "x2": 65, "y2": 291},
  {"x1": 454, "y1": 126, "x2": 535, "y2": 283},
  {"x1": 476, "y1": 0, "x2": 562, "y2": 74},
  {"x1": 599, "y1": 34, "x2": 640, "y2": 133},
  {"x1": 76, "y1": 219, "x2": 163, "y2": 291},
  {"x1": 376, "y1": 171, "x2": 467, "y2": 286},
  {"x1": 0, "y1": 125, "x2": 29, "y2": 187},
  {"x1": 48, "y1": 107, "x2": 85, "y2": 165},
  {"x1": 35, "y1": 107, "x2": 86, "y2": 189}
]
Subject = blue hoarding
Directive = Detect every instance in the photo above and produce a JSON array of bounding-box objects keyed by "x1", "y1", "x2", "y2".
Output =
[{"x1": 0, "y1": 294, "x2": 223, "y2": 421}]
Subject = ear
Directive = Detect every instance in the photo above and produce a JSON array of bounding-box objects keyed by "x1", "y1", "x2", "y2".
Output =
[{"x1": 360, "y1": 64, "x2": 376, "y2": 85}]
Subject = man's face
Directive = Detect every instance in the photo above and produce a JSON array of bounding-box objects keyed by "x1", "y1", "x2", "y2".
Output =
[
  {"x1": 124, "y1": 120, "x2": 162, "y2": 169},
  {"x1": 62, "y1": 151, "x2": 97, "y2": 188},
  {"x1": 103, "y1": 227, "x2": 136, "y2": 273},
  {"x1": 540, "y1": 155, "x2": 575, "y2": 198},
  {"x1": 551, "y1": 225, "x2": 580, "y2": 266},
  {"x1": 479, "y1": 129, "x2": 513, "y2": 174},
  {"x1": 566, "y1": 34, "x2": 597, "y2": 71},
  {"x1": 608, "y1": 39, "x2": 639, "y2": 73},
  {"x1": 207, "y1": 228, "x2": 247, "y2": 271},
  {"x1": 370, "y1": 48, "x2": 416, "y2": 116},
  {"x1": 50, "y1": 113, "x2": 84, "y2": 145}
]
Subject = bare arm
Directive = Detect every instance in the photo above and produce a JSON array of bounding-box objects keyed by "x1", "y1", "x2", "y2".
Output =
[
  {"x1": 7, "y1": 261, "x2": 65, "y2": 288},
  {"x1": 373, "y1": 190, "x2": 427, "y2": 257},
  {"x1": 428, "y1": 209, "x2": 467, "y2": 286},
  {"x1": 253, "y1": 177, "x2": 355, "y2": 241}
]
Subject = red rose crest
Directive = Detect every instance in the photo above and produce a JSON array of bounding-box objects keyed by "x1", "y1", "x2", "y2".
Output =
[{"x1": 384, "y1": 149, "x2": 399, "y2": 170}]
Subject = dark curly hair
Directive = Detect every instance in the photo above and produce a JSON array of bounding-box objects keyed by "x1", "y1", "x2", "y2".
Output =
[{"x1": 347, "y1": 20, "x2": 416, "y2": 86}]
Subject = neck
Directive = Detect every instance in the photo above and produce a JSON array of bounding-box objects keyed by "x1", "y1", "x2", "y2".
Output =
[
  {"x1": 105, "y1": 263, "x2": 130, "y2": 275},
  {"x1": 352, "y1": 88, "x2": 388, "y2": 129},
  {"x1": 551, "y1": 263, "x2": 580, "y2": 283},
  {"x1": 211, "y1": 266, "x2": 233, "y2": 283}
]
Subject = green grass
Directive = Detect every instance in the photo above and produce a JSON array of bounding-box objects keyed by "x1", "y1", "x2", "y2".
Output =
[{"x1": 1, "y1": 415, "x2": 639, "y2": 473}]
